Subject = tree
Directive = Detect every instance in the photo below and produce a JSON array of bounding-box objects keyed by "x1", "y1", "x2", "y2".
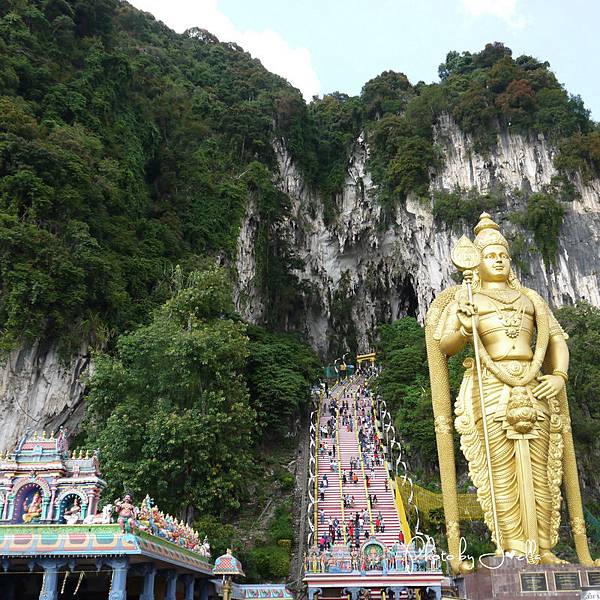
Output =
[
  {"x1": 522, "y1": 191, "x2": 564, "y2": 267},
  {"x1": 84, "y1": 265, "x2": 256, "y2": 521},
  {"x1": 373, "y1": 317, "x2": 469, "y2": 479},
  {"x1": 245, "y1": 325, "x2": 320, "y2": 439},
  {"x1": 361, "y1": 71, "x2": 413, "y2": 120},
  {"x1": 496, "y1": 79, "x2": 536, "y2": 128}
]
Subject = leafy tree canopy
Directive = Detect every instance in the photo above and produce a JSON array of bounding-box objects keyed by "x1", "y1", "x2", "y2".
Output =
[
  {"x1": 84, "y1": 263, "x2": 319, "y2": 511},
  {"x1": 0, "y1": 0, "x2": 309, "y2": 353},
  {"x1": 84, "y1": 265, "x2": 255, "y2": 519}
]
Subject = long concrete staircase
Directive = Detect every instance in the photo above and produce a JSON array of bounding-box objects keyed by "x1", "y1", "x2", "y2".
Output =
[{"x1": 307, "y1": 375, "x2": 443, "y2": 600}]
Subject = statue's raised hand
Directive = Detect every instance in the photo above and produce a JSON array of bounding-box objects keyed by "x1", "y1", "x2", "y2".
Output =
[{"x1": 457, "y1": 301, "x2": 478, "y2": 334}]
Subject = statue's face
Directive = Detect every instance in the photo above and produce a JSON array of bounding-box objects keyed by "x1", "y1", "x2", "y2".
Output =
[{"x1": 479, "y1": 244, "x2": 511, "y2": 282}]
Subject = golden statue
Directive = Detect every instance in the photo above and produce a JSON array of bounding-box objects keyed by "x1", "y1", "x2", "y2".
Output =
[{"x1": 425, "y1": 213, "x2": 596, "y2": 573}]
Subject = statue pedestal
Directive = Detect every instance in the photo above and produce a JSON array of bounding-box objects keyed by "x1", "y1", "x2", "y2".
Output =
[{"x1": 454, "y1": 556, "x2": 600, "y2": 599}]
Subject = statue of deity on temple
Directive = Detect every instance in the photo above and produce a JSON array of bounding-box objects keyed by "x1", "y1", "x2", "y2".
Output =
[
  {"x1": 64, "y1": 497, "x2": 82, "y2": 525},
  {"x1": 22, "y1": 491, "x2": 42, "y2": 523},
  {"x1": 114, "y1": 494, "x2": 137, "y2": 533},
  {"x1": 425, "y1": 213, "x2": 598, "y2": 572}
]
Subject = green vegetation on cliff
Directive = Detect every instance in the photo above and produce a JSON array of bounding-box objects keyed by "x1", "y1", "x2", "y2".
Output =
[
  {"x1": 294, "y1": 43, "x2": 597, "y2": 214},
  {"x1": 291, "y1": 43, "x2": 598, "y2": 255},
  {"x1": 2, "y1": 0, "x2": 599, "y2": 353},
  {"x1": 0, "y1": 0, "x2": 308, "y2": 353}
]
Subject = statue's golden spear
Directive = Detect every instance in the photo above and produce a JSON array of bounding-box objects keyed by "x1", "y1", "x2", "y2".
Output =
[{"x1": 452, "y1": 236, "x2": 502, "y2": 555}]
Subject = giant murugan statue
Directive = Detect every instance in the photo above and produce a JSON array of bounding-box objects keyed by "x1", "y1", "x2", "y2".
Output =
[{"x1": 425, "y1": 213, "x2": 597, "y2": 573}]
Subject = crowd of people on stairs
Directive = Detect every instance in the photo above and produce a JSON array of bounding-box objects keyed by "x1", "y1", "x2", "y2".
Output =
[{"x1": 316, "y1": 376, "x2": 402, "y2": 553}]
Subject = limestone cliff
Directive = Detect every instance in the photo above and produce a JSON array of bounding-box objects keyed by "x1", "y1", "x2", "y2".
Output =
[
  {"x1": 4, "y1": 118, "x2": 600, "y2": 448},
  {"x1": 0, "y1": 341, "x2": 89, "y2": 453},
  {"x1": 236, "y1": 116, "x2": 600, "y2": 357}
]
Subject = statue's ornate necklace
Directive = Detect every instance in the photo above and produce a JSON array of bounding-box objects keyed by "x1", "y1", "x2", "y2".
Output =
[
  {"x1": 488, "y1": 296, "x2": 525, "y2": 339},
  {"x1": 477, "y1": 287, "x2": 522, "y2": 304}
]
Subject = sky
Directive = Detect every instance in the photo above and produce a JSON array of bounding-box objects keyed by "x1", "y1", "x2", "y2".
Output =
[{"x1": 128, "y1": 0, "x2": 600, "y2": 120}]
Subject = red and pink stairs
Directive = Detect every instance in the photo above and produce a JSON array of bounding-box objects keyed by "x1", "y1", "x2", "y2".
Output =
[{"x1": 305, "y1": 376, "x2": 443, "y2": 600}]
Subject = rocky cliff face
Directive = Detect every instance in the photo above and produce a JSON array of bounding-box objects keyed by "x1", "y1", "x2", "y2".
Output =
[
  {"x1": 236, "y1": 115, "x2": 600, "y2": 357},
  {"x1": 0, "y1": 341, "x2": 90, "y2": 453},
  {"x1": 4, "y1": 117, "x2": 600, "y2": 447}
]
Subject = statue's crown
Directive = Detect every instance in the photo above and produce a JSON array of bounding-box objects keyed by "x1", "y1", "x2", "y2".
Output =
[{"x1": 473, "y1": 212, "x2": 509, "y2": 251}]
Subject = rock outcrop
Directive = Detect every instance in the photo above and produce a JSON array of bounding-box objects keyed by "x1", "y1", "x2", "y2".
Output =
[
  {"x1": 236, "y1": 116, "x2": 600, "y2": 356},
  {"x1": 0, "y1": 341, "x2": 89, "y2": 453}
]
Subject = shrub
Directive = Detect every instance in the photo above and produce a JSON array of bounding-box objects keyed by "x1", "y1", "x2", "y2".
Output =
[{"x1": 432, "y1": 188, "x2": 502, "y2": 228}]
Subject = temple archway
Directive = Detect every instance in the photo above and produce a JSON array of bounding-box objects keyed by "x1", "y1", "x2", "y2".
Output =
[
  {"x1": 12, "y1": 482, "x2": 44, "y2": 524},
  {"x1": 56, "y1": 490, "x2": 87, "y2": 523}
]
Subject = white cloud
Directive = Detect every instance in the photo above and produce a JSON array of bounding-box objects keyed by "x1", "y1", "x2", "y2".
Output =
[
  {"x1": 128, "y1": 0, "x2": 321, "y2": 100},
  {"x1": 460, "y1": 0, "x2": 527, "y2": 27}
]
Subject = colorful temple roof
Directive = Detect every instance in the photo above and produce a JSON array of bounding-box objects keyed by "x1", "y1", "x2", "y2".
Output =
[
  {"x1": 0, "y1": 523, "x2": 214, "y2": 575},
  {"x1": 0, "y1": 429, "x2": 213, "y2": 566},
  {"x1": 213, "y1": 548, "x2": 245, "y2": 576}
]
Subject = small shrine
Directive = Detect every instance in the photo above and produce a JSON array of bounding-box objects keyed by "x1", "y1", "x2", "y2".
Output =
[
  {"x1": 0, "y1": 428, "x2": 105, "y2": 525},
  {"x1": 213, "y1": 549, "x2": 245, "y2": 600},
  {"x1": 213, "y1": 549, "x2": 245, "y2": 578}
]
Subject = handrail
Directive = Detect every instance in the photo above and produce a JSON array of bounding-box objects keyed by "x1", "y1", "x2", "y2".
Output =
[
  {"x1": 371, "y1": 394, "x2": 412, "y2": 543},
  {"x1": 376, "y1": 394, "x2": 423, "y2": 536},
  {"x1": 308, "y1": 396, "x2": 317, "y2": 542},
  {"x1": 314, "y1": 391, "x2": 322, "y2": 541}
]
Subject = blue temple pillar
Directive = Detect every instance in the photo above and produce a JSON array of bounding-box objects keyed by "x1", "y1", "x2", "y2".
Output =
[
  {"x1": 307, "y1": 587, "x2": 322, "y2": 600},
  {"x1": 102, "y1": 557, "x2": 129, "y2": 600},
  {"x1": 199, "y1": 578, "x2": 209, "y2": 600},
  {"x1": 386, "y1": 587, "x2": 408, "y2": 600},
  {"x1": 183, "y1": 575, "x2": 195, "y2": 600},
  {"x1": 2, "y1": 559, "x2": 14, "y2": 598},
  {"x1": 162, "y1": 570, "x2": 177, "y2": 600},
  {"x1": 139, "y1": 564, "x2": 156, "y2": 600},
  {"x1": 37, "y1": 558, "x2": 64, "y2": 600},
  {"x1": 343, "y1": 588, "x2": 364, "y2": 600}
]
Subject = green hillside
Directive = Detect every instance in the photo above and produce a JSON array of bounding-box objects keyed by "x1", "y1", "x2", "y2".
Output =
[
  {"x1": 2, "y1": 2, "x2": 598, "y2": 355},
  {"x1": 0, "y1": 0, "x2": 310, "y2": 354}
]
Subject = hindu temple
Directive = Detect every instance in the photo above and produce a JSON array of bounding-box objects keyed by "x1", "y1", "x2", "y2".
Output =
[{"x1": 0, "y1": 429, "x2": 220, "y2": 599}]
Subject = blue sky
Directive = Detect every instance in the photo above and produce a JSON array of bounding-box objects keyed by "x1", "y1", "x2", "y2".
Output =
[{"x1": 130, "y1": 0, "x2": 599, "y2": 119}]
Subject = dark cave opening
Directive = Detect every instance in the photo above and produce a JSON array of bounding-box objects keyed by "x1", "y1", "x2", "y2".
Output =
[{"x1": 396, "y1": 275, "x2": 419, "y2": 320}]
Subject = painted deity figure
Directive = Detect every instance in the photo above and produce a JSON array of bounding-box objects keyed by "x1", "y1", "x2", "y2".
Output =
[
  {"x1": 426, "y1": 213, "x2": 598, "y2": 571},
  {"x1": 64, "y1": 497, "x2": 82, "y2": 524},
  {"x1": 198, "y1": 536, "x2": 211, "y2": 557},
  {"x1": 22, "y1": 491, "x2": 42, "y2": 523},
  {"x1": 114, "y1": 494, "x2": 137, "y2": 533},
  {"x1": 136, "y1": 496, "x2": 153, "y2": 532}
]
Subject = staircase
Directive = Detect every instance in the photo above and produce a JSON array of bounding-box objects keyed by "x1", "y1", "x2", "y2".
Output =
[
  {"x1": 307, "y1": 375, "x2": 443, "y2": 600},
  {"x1": 315, "y1": 378, "x2": 404, "y2": 549}
]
